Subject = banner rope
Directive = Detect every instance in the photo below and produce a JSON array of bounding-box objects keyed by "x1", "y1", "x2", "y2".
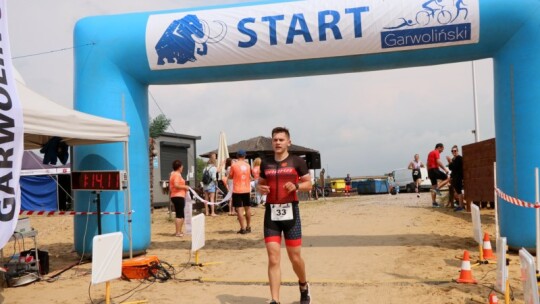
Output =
[
  {"x1": 495, "y1": 188, "x2": 540, "y2": 208},
  {"x1": 188, "y1": 187, "x2": 233, "y2": 206}
]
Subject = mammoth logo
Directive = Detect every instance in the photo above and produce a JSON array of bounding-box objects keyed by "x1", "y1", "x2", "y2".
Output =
[{"x1": 155, "y1": 14, "x2": 227, "y2": 65}]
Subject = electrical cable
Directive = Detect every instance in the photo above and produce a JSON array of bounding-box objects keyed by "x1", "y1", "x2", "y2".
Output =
[
  {"x1": 148, "y1": 86, "x2": 200, "y2": 180},
  {"x1": 88, "y1": 281, "x2": 95, "y2": 304},
  {"x1": 95, "y1": 258, "x2": 179, "y2": 304},
  {"x1": 12, "y1": 43, "x2": 95, "y2": 60},
  {"x1": 476, "y1": 267, "x2": 495, "y2": 282},
  {"x1": 115, "y1": 280, "x2": 155, "y2": 304},
  {"x1": 56, "y1": 196, "x2": 93, "y2": 282},
  {"x1": 171, "y1": 250, "x2": 193, "y2": 279}
]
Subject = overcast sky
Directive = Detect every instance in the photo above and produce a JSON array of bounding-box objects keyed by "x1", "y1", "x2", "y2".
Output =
[{"x1": 7, "y1": 0, "x2": 495, "y2": 178}]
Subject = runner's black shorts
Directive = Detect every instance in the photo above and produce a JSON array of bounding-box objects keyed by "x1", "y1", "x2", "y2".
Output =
[
  {"x1": 412, "y1": 169, "x2": 421, "y2": 182},
  {"x1": 428, "y1": 169, "x2": 448, "y2": 186},
  {"x1": 264, "y1": 202, "x2": 302, "y2": 247},
  {"x1": 170, "y1": 196, "x2": 185, "y2": 219},
  {"x1": 232, "y1": 193, "x2": 251, "y2": 208}
]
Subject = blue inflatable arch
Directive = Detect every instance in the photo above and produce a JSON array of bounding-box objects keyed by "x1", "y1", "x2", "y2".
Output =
[{"x1": 73, "y1": 0, "x2": 540, "y2": 254}]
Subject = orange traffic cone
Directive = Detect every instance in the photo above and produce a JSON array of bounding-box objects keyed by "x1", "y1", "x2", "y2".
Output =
[
  {"x1": 482, "y1": 232, "x2": 496, "y2": 260},
  {"x1": 488, "y1": 292, "x2": 499, "y2": 303},
  {"x1": 456, "y1": 250, "x2": 477, "y2": 284}
]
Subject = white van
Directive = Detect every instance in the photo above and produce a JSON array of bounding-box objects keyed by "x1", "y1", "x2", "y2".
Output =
[{"x1": 391, "y1": 167, "x2": 431, "y2": 192}]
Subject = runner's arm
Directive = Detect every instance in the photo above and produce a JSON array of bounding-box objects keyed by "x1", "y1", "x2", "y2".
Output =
[
  {"x1": 285, "y1": 173, "x2": 312, "y2": 193},
  {"x1": 437, "y1": 158, "x2": 449, "y2": 173},
  {"x1": 257, "y1": 177, "x2": 270, "y2": 194},
  {"x1": 298, "y1": 173, "x2": 313, "y2": 191}
]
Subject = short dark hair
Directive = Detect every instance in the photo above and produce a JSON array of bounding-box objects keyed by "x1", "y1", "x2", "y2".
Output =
[
  {"x1": 272, "y1": 127, "x2": 290, "y2": 138},
  {"x1": 172, "y1": 160, "x2": 182, "y2": 171},
  {"x1": 435, "y1": 143, "x2": 444, "y2": 149}
]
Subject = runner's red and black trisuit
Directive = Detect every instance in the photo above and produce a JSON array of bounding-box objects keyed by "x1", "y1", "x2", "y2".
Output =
[{"x1": 260, "y1": 154, "x2": 309, "y2": 247}]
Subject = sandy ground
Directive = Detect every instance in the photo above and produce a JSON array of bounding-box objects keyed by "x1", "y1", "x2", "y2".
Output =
[{"x1": 0, "y1": 192, "x2": 528, "y2": 304}]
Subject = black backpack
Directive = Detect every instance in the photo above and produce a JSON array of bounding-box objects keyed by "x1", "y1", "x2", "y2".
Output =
[{"x1": 202, "y1": 167, "x2": 212, "y2": 185}]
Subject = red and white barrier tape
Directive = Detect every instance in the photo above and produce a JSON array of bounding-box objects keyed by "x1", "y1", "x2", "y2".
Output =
[
  {"x1": 19, "y1": 210, "x2": 134, "y2": 216},
  {"x1": 495, "y1": 188, "x2": 540, "y2": 208}
]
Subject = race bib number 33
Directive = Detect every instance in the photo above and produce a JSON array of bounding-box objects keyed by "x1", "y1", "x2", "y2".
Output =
[{"x1": 271, "y1": 203, "x2": 293, "y2": 221}]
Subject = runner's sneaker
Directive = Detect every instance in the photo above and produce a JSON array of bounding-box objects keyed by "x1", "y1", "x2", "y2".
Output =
[
  {"x1": 454, "y1": 206, "x2": 464, "y2": 212},
  {"x1": 432, "y1": 202, "x2": 441, "y2": 208},
  {"x1": 269, "y1": 300, "x2": 280, "y2": 304},
  {"x1": 434, "y1": 188, "x2": 442, "y2": 196},
  {"x1": 300, "y1": 282, "x2": 311, "y2": 304}
]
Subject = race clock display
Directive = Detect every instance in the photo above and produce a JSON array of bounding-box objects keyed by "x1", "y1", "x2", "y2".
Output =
[{"x1": 71, "y1": 171, "x2": 126, "y2": 191}]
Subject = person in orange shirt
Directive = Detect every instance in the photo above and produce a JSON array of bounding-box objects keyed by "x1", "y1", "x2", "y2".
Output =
[
  {"x1": 229, "y1": 149, "x2": 252, "y2": 234},
  {"x1": 169, "y1": 160, "x2": 190, "y2": 237}
]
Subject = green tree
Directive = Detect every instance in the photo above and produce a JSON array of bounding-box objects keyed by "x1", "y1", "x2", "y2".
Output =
[
  {"x1": 149, "y1": 114, "x2": 171, "y2": 139},
  {"x1": 196, "y1": 157, "x2": 207, "y2": 183},
  {"x1": 149, "y1": 114, "x2": 171, "y2": 213}
]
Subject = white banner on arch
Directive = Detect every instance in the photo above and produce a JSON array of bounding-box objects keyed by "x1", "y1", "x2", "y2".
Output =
[{"x1": 146, "y1": 0, "x2": 479, "y2": 70}]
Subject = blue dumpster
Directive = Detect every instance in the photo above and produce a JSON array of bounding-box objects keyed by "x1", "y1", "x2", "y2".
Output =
[{"x1": 356, "y1": 179, "x2": 389, "y2": 194}]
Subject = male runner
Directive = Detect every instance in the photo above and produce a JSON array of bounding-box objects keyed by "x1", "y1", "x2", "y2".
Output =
[
  {"x1": 408, "y1": 154, "x2": 425, "y2": 198},
  {"x1": 427, "y1": 143, "x2": 450, "y2": 208},
  {"x1": 228, "y1": 149, "x2": 252, "y2": 234},
  {"x1": 257, "y1": 127, "x2": 312, "y2": 304}
]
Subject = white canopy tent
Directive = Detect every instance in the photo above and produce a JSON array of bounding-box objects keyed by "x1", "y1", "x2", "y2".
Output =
[
  {"x1": 15, "y1": 73, "x2": 133, "y2": 256},
  {"x1": 16, "y1": 78, "x2": 130, "y2": 149}
]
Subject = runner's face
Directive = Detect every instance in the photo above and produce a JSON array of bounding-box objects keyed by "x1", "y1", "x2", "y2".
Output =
[{"x1": 272, "y1": 132, "x2": 290, "y2": 154}]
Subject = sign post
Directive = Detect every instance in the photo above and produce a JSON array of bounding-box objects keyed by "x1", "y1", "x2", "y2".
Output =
[{"x1": 92, "y1": 232, "x2": 123, "y2": 304}]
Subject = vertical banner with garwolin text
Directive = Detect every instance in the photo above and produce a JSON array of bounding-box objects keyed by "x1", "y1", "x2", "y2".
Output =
[{"x1": 0, "y1": 0, "x2": 25, "y2": 250}]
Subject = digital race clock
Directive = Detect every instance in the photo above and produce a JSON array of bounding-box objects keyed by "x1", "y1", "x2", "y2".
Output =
[{"x1": 71, "y1": 171, "x2": 126, "y2": 191}]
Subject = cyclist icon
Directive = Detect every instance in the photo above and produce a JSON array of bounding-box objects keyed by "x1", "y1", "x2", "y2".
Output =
[
  {"x1": 384, "y1": 0, "x2": 469, "y2": 31},
  {"x1": 416, "y1": 0, "x2": 453, "y2": 26},
  {"x1": 422, "y1": 0, "x2": 442, "y2": 17}
]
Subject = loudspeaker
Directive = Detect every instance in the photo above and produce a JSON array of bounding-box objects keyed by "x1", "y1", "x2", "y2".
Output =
[{"x1": 305, "y1": 153, "x2": 321, "y2": 169}]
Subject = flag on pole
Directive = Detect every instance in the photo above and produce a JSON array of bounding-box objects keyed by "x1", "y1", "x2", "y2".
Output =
[{"x1": 0, "y1": 0, "x2": 26, "y2": 250}]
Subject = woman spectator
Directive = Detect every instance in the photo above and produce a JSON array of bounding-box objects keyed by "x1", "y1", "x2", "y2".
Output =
[
  {"x1": 169, "y1": 160, "x2": 189, "y2": 237},
  {"x1": 203, "y1": 158, "x2": 218, "y2": 216},
  {"x1": 447, "y1": 145, "x2": 465, "y2": 212}
]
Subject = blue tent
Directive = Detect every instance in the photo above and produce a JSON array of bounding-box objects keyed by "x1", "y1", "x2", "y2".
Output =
[
  {"x1": 21, "y1": 175, "x2": 57, "y2": 211},
  {"x1": 20, "y1": 151, "x2": 71, "y2": 211}
]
